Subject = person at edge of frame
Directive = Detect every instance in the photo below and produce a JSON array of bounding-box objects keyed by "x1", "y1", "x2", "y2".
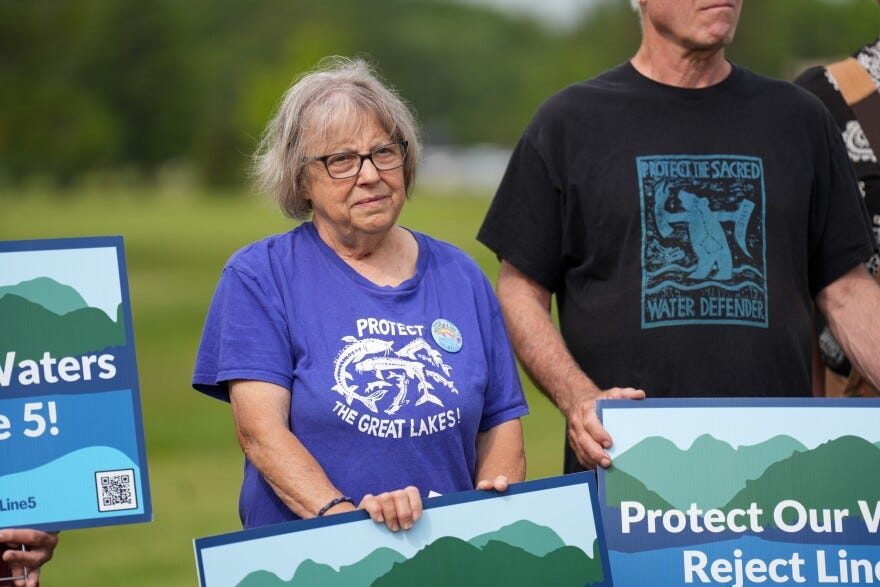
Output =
[
  {"x1": 794, "y1": 4, "x2": 880, "y2": 397},
  {"x1": 0, "y1": 529, "x2": 59, "y2": 587}
]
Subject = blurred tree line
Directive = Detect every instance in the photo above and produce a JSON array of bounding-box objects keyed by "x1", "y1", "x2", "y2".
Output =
[{"x1": 1, "y1": 0, "x2": 877, "y2": 188}]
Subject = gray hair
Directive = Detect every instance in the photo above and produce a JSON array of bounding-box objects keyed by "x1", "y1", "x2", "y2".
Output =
[
  {"x1": 253, "y1": 56, "x2": 421, "y2": 220},
  {"x1": 631, "y1": 0, "x2": 642, "y2": 25}
]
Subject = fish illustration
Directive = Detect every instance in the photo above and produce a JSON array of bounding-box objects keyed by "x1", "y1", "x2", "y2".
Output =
[
  {"x1": 384, "y1": 372, "x2": 409, "y2": 415},
  {"x1": 433, "y1": 327, "x2": 461, "y2": 344},
  {"x1": 359, "y1": 385, "x2": 392, "y2": 413},
  {"x1": 396, "y1": 338, "x2": 451, "y2": 376},
  {"x1": 426, "y1": 369, "x2": 459, "y2": 396},
  {"x1": 355, "y1": 356, "x2": 444, "y2": 409},
  {"x1": 332, "y1": 337, "x2": 393, "y2": 407}
]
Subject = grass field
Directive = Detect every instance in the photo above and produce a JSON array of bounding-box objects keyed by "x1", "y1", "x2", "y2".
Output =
[{"x1": 1, "y1": 187, "x2": 564, "y2": 586}]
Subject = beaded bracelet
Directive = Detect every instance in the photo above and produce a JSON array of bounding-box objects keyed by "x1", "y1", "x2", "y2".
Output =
[{"x1": 317, "y1": 495, "x2": 353, "y2": 517}]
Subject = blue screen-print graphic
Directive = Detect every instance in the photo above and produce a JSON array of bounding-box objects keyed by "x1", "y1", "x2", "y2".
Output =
[{"x1": 638, "y1": 155, "x2": 768, "y2": 329}]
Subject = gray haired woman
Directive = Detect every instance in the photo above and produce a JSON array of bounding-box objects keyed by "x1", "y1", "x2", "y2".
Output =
[{"x1": 193, "y1": 56, "x2": 528, "y2": 532}]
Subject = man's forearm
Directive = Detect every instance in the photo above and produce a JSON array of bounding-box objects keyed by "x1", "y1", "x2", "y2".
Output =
[
  {"x1": 496, "y1": 262, "x2": 599, "y2": 418},
  {"x1": 817, "y1": 265, "x2": 880, "y2": 389}
]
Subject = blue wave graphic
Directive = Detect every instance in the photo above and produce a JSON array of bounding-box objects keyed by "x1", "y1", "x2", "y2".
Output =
[
  {"x1": 647, "y1": 265, "x2": 763, "y2": 279},
  {"x1": 0, "y1": 446, "x2": 143, "y2": 527},
  {"x1": 0, "y1": 389, "x2": 140, "y2": 476},
  {"x1": 645, "y1": 281, "x2": 764, "y2": 295},
  {"x1": 647, "y1": 264, "x2": 696, "y2": 276},
  {"x1": 733, "y1": 265, "x2": 763, "y2": 277}
]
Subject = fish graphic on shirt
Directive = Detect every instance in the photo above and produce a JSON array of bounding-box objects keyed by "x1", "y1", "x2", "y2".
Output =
[{"x1": 332, "y1": 337, "x2": 393, "y2": 409}]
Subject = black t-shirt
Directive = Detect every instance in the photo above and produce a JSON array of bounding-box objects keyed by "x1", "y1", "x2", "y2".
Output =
[{"x1": 479, "y1": 62, "x2": 873, "y2": 469}]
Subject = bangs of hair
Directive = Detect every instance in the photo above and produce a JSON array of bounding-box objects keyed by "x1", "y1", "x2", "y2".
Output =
[
  {"x1": 253, "y1": 56, "x2": 420, "y2": 220},
  {"x1": 301, "y1": 90, "x2": 401, "y2": 155}
]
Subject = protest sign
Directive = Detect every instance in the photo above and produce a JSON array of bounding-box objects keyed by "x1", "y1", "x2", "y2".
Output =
[
  {"x1": 0, "y1": 236, "x2": 151, "y2": 531},
  {"x1": 195, "y1": 472, "x2": 611, "y2": 587},
  {"x1": 598, "y1": 398, "x2": 880, "y2": 586}
]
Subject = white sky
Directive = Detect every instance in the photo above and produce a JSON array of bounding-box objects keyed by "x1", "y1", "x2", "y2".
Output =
[{"x1": 457, "y1": 0, "x2": 604, "y2": 29}]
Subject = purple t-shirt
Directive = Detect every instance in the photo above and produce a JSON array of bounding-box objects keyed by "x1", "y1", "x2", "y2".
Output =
[{"x1": 193, "y1": 222, "x2": 528, "y2": 528}]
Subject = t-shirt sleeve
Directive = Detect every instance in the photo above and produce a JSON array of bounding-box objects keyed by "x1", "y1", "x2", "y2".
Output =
[
  {"x1": 475, "y1": 274, "x2": 529, "y2": 432},
  {"x1": 192, "y1": 265, "x2": 294, "y2": 401},
  {"x1": 477, "y1": 133, "x2": 564, "y2": 292},
  {"x1": 808, "y1": 114, "x2": 875, "y2": 296}
]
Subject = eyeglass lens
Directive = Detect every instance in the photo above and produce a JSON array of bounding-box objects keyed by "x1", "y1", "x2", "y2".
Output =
[{"x1": 324, "y1": 142, "x2": 406, "y2": 178}]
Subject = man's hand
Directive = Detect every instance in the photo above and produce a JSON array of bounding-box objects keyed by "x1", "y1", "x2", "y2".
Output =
[{"x1": 565, "y1": 387, "x2": 645, "y2": 469}]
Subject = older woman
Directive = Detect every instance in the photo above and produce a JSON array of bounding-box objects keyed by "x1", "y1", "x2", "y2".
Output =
[{"x1": 192, "y1": 57, "x2": 528, "y2": 532}]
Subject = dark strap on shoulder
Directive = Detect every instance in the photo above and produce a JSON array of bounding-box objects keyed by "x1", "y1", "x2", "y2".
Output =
[{"x1": 827, "y1": 57, "x2": 880, "y2": 161}]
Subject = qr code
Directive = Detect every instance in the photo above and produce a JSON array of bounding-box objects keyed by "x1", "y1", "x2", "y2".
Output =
[{"x1": 95, "y1": 469, "x2": 138, "y2": 512}]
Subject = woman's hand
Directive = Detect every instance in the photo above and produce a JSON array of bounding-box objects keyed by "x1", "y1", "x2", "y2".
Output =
[
  {"x1": 476, "y1": 475, "x2": 511, "y2": 492},
  {"x1": 1, "y1": 529, "x2": 59, "y2": 587},
  {"x1": 359, "y1": 486, "x2": 422, "y2": 532},
  {"x1": 474, "y1": 419, "x2": 525, "y2": 490}
]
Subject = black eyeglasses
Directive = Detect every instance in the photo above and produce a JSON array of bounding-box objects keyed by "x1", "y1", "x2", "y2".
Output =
[{"x1": 304, "y1": 140, "x2": 408, "y2": 179}]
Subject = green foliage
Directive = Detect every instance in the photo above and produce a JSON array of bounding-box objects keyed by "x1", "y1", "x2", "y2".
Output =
[
  {"x1": 3, "y1": 0, "x2": 876, "y2": 187},
  {"x1": 731, "y1": 0, "x2": 880, "y2": 77}
]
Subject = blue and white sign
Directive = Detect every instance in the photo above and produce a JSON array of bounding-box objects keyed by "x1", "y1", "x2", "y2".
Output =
[
  {"x1": 195, "y1": 473, "x2": 612, "y2": 587},
  {"x1": 0, "y1": 236, "x2": 151, "y2": 531},
  {"x1": 597, "y1": 398, "x2": 880, "y2": 586}
]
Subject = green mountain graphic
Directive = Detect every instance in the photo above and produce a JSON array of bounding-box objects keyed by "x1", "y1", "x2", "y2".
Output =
[
  {"x1": 372, "y1": 536, "x2": 602, "y2": 587},
  {"x1": 612, "y1": 434, "x2": 806, "y2": 509},
  {"x1": 604, "y1": 464, "x2": 677, "y2": 511},
  {"x1": 0, "y1": 276, "x2": 89, "y2": 316},
  {"x1": 722, "y1": 435, "x2": 880, "y2": 528},
  {"x1": 235, "y1": 571, "x2": 287, "y2": 587},
  {"x1": 469, "y1": 519, "x2": 566, "y2": 557},
  {"x1": 0, "y1": 293, "x2": 125, "y2": 360},
  {"x1": 235, "y1": 522, "x2": 604, "y2": 587},
  {"x1": 236, "y1": 547, "x2": 406, "y2": 587}
]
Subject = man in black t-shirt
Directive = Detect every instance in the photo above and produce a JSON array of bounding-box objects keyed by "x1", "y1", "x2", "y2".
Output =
[{"x1": 478, "y1": 0, "x2": 880, "y2": 473}]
